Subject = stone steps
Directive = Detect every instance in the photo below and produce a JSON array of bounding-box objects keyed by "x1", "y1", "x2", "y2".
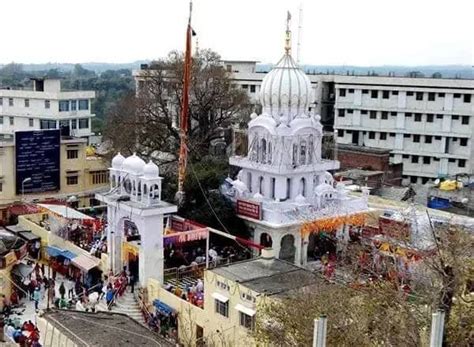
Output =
[{"x1": 96, "y1": 291, "x2": 146, "y2": 325}]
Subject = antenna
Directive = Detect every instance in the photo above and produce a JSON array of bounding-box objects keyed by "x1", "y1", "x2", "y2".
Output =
[{"x1": 296, "y1": 3, "x2": 303, "y2": 64}]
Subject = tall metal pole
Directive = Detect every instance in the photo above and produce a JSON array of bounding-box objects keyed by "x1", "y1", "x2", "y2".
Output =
[
  {"x1": 313, "y1": 316, "x2": 327, "y2": 347},
  {"x1": 429, "y1": 310, "x2": 445, "y2": 347}
]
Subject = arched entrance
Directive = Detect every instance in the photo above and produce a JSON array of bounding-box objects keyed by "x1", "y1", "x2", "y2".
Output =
[
  {"x1": 279, "y1": 234, "x2": 296, "y2": 263},
  {"x1": 122, "y1": 219, "x2": 140, "y2": 281},
  {"x1": 306, "y1": 232, "x2": 337, "y2": 262},
  {"x1": 260, "y1": 233, "x2": 273, "y2": 248}
]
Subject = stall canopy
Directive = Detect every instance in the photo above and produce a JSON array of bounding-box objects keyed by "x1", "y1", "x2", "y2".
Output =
[
  {"x1": 153, "y1": 300, "x2": 174, "y2": 315},
  {"x1": 71, "y1": 254, "x2": 101, "y2": 272},
  {"x1": 11, "y1": 263, "x2": 34, "y2": 279},
  {"x1": 46, "y1": 246, "x2": 77, "y2": 260},
  {"x1": 38, "y1": 204, "x2": 94, "y2": 220}
]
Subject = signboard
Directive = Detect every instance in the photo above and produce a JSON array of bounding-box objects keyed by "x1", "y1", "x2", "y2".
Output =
[
  {"x1": 170, "y1": 217, "x2": 206, "y2": 232},
  {"x1": 164, "y1": 228, "x2": 208, "y2": 246},
  {"x1": 236, "y1": 199, "x2": 262, "y2": 220},
  {"x1": 15, "y1": 130, "x2": 61, "y2": 195}
]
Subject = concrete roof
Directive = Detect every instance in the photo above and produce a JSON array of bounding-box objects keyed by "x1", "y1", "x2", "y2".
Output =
[
  {"x1": 210, "y1": 257, "x2": 322, "y2": 296},
  {"x1": 42, "y1": 310, "x2": 174, "y2": 347}
]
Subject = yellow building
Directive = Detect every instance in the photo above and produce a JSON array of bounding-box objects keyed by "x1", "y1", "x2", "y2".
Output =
[
  {"x1": 0, "y1": 136, "x2": 109, "y2": 223},
  {"x1": 147, "y1": 249, "x2": 322, "y2": 346}
]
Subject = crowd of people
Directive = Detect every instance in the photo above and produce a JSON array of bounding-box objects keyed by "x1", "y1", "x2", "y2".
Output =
[
  {"x1": 147, "y1": 310, "x2": 178, "y2": 340},
  {"x1": 164, "y1": 278, "x2": 205, "y2": 308},
  {"x1": 4, "y1": 319, "x2": 41, "y2": 346}
]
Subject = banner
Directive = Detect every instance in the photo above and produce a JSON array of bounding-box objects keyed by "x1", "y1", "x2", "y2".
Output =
[{"x1": 236, "y1": 199, "x2": 262, "y2": 220}]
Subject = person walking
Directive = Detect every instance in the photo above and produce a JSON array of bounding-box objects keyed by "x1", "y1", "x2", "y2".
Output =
[
  {"x1": 59, "y1": 282, "x2": 66, "y2": 300},
  {"x1": 105, "y1": 287, "x2": 114, "y2": 310},
  {"x1": 33, "y1": 287, "x2": 41, "y2": 311}
]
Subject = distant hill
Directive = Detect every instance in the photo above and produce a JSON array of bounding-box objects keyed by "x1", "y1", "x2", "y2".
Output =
[{"x1": 0, "y1": 61, "x2": 149, "y2": 74}]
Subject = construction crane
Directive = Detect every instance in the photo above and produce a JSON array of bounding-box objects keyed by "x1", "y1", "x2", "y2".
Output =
[{"x1": 176, "y1": 1, "x2": 193, "y2": 204}]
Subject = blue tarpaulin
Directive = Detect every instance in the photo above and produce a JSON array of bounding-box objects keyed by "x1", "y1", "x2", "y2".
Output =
[
  {"x1": 153, "y1": 299, "x2": 174, "y2": 315},
  {"x1": 46, "y1": 246, "x2": 77, "y2": 260}
]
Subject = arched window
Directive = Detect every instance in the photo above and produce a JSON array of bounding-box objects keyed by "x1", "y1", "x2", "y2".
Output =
[
  {"x1": 151, "y1": 184, "x2": 160, "y2": 199},
  {"x1": 292, "y1": 143, "x2": 298, "y2": 166},
  {"x1": 247, "y1": 172, "x2": 253, "y2": 193},
  {"x1": 111, "y1": 175, "x2": 116, "y2": 188},
  {"x1": 261, "y1": 138, "x2": 267, "y2": 163},
  {"x1": 308, "y1": 135, "x2": 314, "y2": 164},
  {"x1": 270, "y1": 177, "x2": 276, "y2": 199},
  {"x1": 286, "y1": 178, "x2": 291, "y2": 200},
  {"x1": 259, "y1": 176, "x2": 264, "y2": 194},
  {"x1": 268, "y1": 142, "x2": 272, "y2": 164},
  {"x1": 143, "y1": 184, "x2": 148, "y2": 196},
  {"x1": 300, "y1": 140, "x2": 307, "y2": 165},
  {"x1": 300, "y1": 177, "x2": 306, "y2": 196}
]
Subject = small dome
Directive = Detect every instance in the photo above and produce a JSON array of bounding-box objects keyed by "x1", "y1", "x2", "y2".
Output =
[
  {"x1": 260, "y1": 53, "x2": 312, "y2": 121},
  {"x1": 122, "y1": 153, "x2": 146, "y2": 175},
  {"x1": 112, "y1": 152, "x2": 125, "y2": 169},
  {"x1": 143, "y1": 160, "x2": 159, "y2": 178}
]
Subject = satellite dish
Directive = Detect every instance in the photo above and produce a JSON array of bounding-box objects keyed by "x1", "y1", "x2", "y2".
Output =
[{"x1": 434, "y1": 179, "x2": 440, "y2": 185}]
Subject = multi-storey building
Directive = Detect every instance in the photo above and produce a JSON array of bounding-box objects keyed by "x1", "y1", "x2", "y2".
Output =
[
  {"x1": 333, "y1": 76, "x2": 474, "y2": 184},
  {"x1": 0, "y1": 78, "x2": 95, "y2": 141}
]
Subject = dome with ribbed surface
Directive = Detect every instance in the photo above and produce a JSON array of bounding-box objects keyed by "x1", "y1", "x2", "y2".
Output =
[{"x1": 260, "y1": 53, "x2": 312, "y2": 121}]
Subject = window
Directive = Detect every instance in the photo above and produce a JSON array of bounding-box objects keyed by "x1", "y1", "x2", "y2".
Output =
[
  {"x1": 423, "y1": 157, "x2": 431, "y2": 165},
  {"x1": 67, "y1": 150, "x2": 79, "y2": 159},
  {"x1": 370, "y1": 111, "x2": 377, "y2": 119},
  {"x1": 250, "y1": 85, "x2": 256, "y2": 93},
  {"x1": 425, "y1": 135, "x2": 432, "y2": 143},
  {"x1": 428, "y1": 93, "x2": 435, "y2": 101},
  {"x1": 24, "y1": 99, "x2": 30, "y2": 107},
  {"x1": 66, "y1": 176, "x2": 79, "y2": 185},
  {"x1": 9, "y1": 117, "x2": 14, "y2": 125},
  {"x1": 422, "y1": 177, "x2": 429, "y2": 184},
  {"x1": 382, "y1": 90, "x2": 389, "y2": 99},
  {"x1": 403, "y1": 154, "x2": 409, "y2": 159},
  {"x1": 413, "y1": 135, "x2": 420, "y2": 143},
  {"x1": 379, "y1": 133, "x2": 387, "y2": 140},
  {"x1": 362, "y1": 89, "x2": 369, "y2": 94},
  {"x1": 239, "y1": 312, "x2": 255, "y2": 330},
  {"x1": 427, "y1": 114, "x2": 434, "y2": 123},
  {"x1": 433, "y1": 158, "x2": 440, "y2": 161},
  {"x1": 371, "y1": 90, "x2": 378, "y2": 98},
  {"x1": 78, "y1": 118, "x2": 89, "y2": 129},
  {"x1": 448, "y1": 158, "x2": 456, "y2": 163},
  {"x1": 416, "y1": 92, "x2": 423, "y2": 100},
  {"x1": 0, "y1": 116, "x2": 3, "y2": 125},
  {"x1": 348, "y1": 89, "x2": 354, "y2": 93},
  {"x1": 461, "y1": 116, "x2": 469, "y2": 125},
  {"x1": 438, "y1": 93, "x2": 445, "y2": 97},
  {"x1": 242, "y1": 84, "x2": 248, "y2": 90},
  {"x1": 361, "y1": 110, "x2": 368, "y2": 115},
  {"x1": 410, "y1": 176, "x2": 418, "y2": 184},
  {"x1": 391, "y1": 111, "x2": 397, "y2": 116},
  {"x1": 392, "y1": 91, "x2": 399, "y2": 95},
  {"x1": 463, "y1": 94, "x2": 471, "y2": 103},
  {"x1": 404, "y1": 134, "x2": 410, "y2": 138},
  {"x1": 339, "y1": 89, "x2": 346, "y2": 97},
  {"x1": 452, "y1": 115, "x2": 459, "y2": 120},
  {"x1": 338, "y1": 130, "x2": 344, "y2": 137},
  {"x1": 460, "y1": 138, "x2": 468, "y2": 146},
  {"x1": 78, "y1": 99, "x2": 89, "y2": 110},
  {"x1": 452, "y1": 137, "x2": 458, "y2": 142},
  {"x1": 458, "y1": 159, "x2": 466, "y2": 168},
  {"x1": 40, "y1": 120, "x2": 56, "y2": 129},
  {"x1": 8, "y1": 98, "x2": 14, "y2": 106},
  {"x1": 0, "y1": 98, "x2": 2, "y2": 106},
  {"x1": 453, "y1": 93, "x2": 461, "y2": 98},
  {"x1": 405, "y1": 112, "x2": 412, "y2": 117},
  {"x1": 411, "y1": 155, "x2": 419, "y2": 163},
  {"x1": 215, "y1": 299, "x2": 229, "y2": 317},
  {"x1": 91, "y1": 170, "x2": 109, "y2": 184},
  {"x1": 407, "y1": 91, "x2": 414, "y2": 96},
  {"x1": 71, "y1": 100, "x2": 77, "y2": 111},
  {"x1": 436, "y1": 114, "x2": 443, "y2": 119},
  {"x1": 29, "y1": 118, "x2": 34, "y2": 127},
  {"x1": 347, "y1": 109, "x2": 353, "y2": 114},
  {"x1": 59, "y1": 100, "x2": 70, "y2": 112},
  {"x1": 414, "y1": 114, "x2": 422, "y2": 122},
  {"x1": 435, "y1": 136, "x2": 441, "y2": 140},
  {"x1": 369, "y1": 132, "x2": 375, "y2": 139},
  {"x1": 389, "y1": 133, "x2": 395, "y2": 137},
  {"x1": 381, "y1": 111, "x2": 388, "y2": 119},
  {"x1": 45, "y1": 100, "x2": 50, "y2": 109},
  {"x1": 338, "y1": 109, "x2": 345, "y2": 117},
  {"x1": 71, "y1": 119, "x2": 77, "y2": 129}
]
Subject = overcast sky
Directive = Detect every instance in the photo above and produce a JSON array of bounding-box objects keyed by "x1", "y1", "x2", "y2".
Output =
[{"x1": 1, "y1": 0, "x2": 472, "y2": 66}]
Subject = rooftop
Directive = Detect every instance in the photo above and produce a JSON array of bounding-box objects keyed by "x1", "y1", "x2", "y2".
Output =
[
  {"x1": 338, "y1": 144, "x2": 392, "y2": 155},
  {"x1": 211, "y1": 257, "x2": 322, "y2": 296},
  {"x1": 42, "y1": 310, "x2": 174, "y2": 347}
]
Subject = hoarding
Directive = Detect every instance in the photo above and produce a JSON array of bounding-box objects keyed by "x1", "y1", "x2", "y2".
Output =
[
  {"x1": 236, "y1": 199, "x2": 262, "y2": 220},
  {"x1": 15, "y1": 130, "x2": 61, "y2": 195}
]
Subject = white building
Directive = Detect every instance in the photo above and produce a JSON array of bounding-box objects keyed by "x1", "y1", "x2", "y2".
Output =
[
  {"x1": 228, "y1": 31, "x2": 368, "y2": 266},
  {"x1": 333, "y1": 76, "x2": 474, "y2": 184},
  {"x1": 0, "y1": 78, "x2": 95, "y2": 141}
]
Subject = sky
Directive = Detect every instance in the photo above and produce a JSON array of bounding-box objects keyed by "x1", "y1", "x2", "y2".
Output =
[{"x1": 1, "y1": 0, "x2": 472, "y2": 66}]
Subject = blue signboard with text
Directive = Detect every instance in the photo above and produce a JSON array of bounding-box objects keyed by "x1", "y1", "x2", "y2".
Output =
[{"x1": 15, "y1": 130, "x2": 61, "y2": 195}]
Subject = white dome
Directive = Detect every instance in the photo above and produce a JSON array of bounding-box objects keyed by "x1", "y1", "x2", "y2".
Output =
[
  {"x1": 122, "y1": 153, "x2": 146, "y2": 175},
  {"x1": 143, "y1": 160, "x2": 159, "y2": 178},
  {"x1": 260, "y1": 53, "x2": 312, "y2": 121},
  {"x1": 112, "y1": 152, "x2": 125, "y2": 169}
]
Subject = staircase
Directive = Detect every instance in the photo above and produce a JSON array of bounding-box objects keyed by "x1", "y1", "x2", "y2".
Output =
[{"x1": 96, "y1": 290, "x2": 146, "y2": 325}]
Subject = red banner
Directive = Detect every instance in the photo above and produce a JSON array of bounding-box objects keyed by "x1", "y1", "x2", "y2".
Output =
[{"x1": 236, "y1": 199, "x2": 262, "y2": 220}]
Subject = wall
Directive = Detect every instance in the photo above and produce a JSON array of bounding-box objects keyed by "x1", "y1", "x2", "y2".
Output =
[{"x1": 36, "y1": 316, "x2": 78, "y2": 347}]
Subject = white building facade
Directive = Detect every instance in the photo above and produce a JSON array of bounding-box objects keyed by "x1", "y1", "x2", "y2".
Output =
[
  {"x1": 228, "y1": 33, "x2": 368, "y2": 266},
  {"x1": 334, "y1": 76, "x2": 474, "y2": 184},
  {"x1": 0, "y1": 79, "x2": 95, "y2": 141}
]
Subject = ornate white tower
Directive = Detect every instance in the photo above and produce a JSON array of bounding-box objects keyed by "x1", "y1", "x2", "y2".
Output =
[{"x1": 97, "y1": 153, "x2": 177, "y2": 286}]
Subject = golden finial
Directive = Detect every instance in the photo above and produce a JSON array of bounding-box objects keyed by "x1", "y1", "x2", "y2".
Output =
[{"x1": 285, "y1": 11, "x2": 292, "y2": 54}]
